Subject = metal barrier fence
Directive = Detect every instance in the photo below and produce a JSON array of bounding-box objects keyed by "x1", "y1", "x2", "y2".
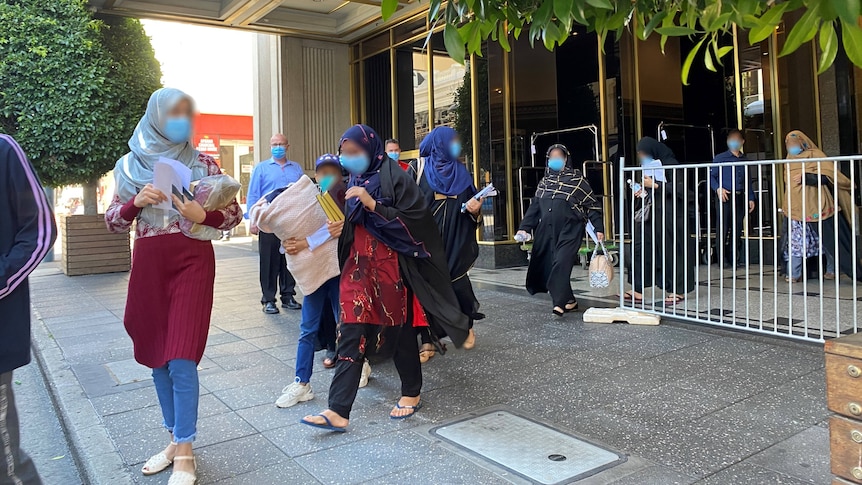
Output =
[{"x1": 618, "y1": 155, "x2": 862, "y2": 343}]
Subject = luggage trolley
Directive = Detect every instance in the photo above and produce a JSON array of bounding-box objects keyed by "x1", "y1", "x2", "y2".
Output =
[{"x1": 656, "y1": 122, "x2": 717, "y2": 265}]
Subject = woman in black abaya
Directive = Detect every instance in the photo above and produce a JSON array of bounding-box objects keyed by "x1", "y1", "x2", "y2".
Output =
[
  {"x1": 416, "y1": 126, "x2": 483, "y2": 351},
  {"x1": 624, "y1": 137, "x2": 696, "y2": 304},
  {"x1": 517, "y1": 144, "x2": 604, "y2": 315}
]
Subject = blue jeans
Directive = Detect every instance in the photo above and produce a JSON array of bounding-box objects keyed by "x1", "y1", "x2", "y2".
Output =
[
  {"x1": 152, "y1": 359, "x2": 199, "y2": 443},
  {"x1": 295, "y1": 277, "x2": 340, "y2": 383},
  {"x1": 790, "y1": 253, "x2": 835, "y2": 279}
]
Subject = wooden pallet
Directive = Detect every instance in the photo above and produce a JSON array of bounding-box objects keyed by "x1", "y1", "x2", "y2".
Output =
[
  {"x1": 582, "y1": 307, "x2": 661, "y2": 326},
  {"x1": 60, "y1": 215, "x2": 130, "y2": 276}
]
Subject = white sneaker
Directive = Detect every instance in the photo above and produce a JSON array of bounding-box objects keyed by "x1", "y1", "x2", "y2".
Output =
[
  {"x1": 275, "y1": 378, "x2": 314, "y2": 408},
  {"x1": 358, "y1": 361, "x2": 371, "y2": 388}
]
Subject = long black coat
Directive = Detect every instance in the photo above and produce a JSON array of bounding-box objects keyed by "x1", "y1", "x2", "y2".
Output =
[
  {"x1": 338, "y1": 159, "x2": 470, "y2": 348},
  {"x1": 0, "y1": 135, "x2": 57, "y2": 373}
]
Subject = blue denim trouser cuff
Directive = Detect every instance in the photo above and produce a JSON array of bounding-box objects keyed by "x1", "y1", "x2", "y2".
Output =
[{"x1": 152, "y1": 359, "x2": 199, "y2": 444}]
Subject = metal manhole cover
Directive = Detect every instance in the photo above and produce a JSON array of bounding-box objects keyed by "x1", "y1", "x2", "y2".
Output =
[{"x1": 431, "y1": 410, "x2": 625, "y2": 484}]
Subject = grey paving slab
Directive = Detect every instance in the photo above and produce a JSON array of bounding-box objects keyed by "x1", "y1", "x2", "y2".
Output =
[
  {"x1": 193, "y1": 434, "x2": 289, "y2": 484},
  {"x1": 605, "y1": 465, "x2": 697, "y2": 485},
  {"x1": 26, "y1": 246, "x2": 837, "y2": 485},
  {"x1": 292, "y1": 429, "x2": 449, "y2": 484},
  {"x1": 211, "y1": 460, "x2": 319, "y2": 484},
  {"x1": 15, "y1": 363, "x2": 82, "y2": 485},
  {"x1": 695, "y1": 462, "x2": 813, "y2": 484},
  {"x1": 744, "y1": 426, "x2": 831, "y2": 484}
]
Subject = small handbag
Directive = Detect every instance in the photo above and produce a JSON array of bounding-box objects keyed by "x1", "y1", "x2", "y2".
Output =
[
  {"x1": 589, "y1": 242, "x2": 615, "y2": 288},
  {"x1": 633, "y1": 195, "x2": 652, "y2": 223}
]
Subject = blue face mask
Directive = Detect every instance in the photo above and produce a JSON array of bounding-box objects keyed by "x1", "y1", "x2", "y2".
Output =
[
  {"x1": 163, "y1": 117, "x2": 191, "y2": 144},
  {"x1": 318, "y1": 174, "x2": 336, "y2": 191},
  {"x1": 449, "y1": 141, "x2": 462, "y2": 159},
  {"x1": 727, "y1": 139, "x2": 742, "y2": 151},
  {"x1": 387, "y1": 151, "x2": 400, "y2": 161},
  {"x1": 787, "y1": 145, "x2": 803, "y2": 156},
  {"x1": 271, "y1": 146, "x2": 286, "y2": 159},
  {"x1": 340, "y1": 154, "x2": 371, "y2": 175},
  {"x1": 548, "y1": 158, "x2": 565, "y2": 172},
  {"x1": 639, "y1": 155, "x2": 655, "y2": 166}
]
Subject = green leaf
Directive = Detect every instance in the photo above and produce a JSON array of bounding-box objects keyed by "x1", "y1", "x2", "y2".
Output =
[
  {"x1": 428, "y1": 0, "x2": 442, "y2": 21},
  {"x1": 585, "y1": 0, "x2": 613, "y2": 9},
  {"x1": 704, "y1": 45, "x2": 716, "y2": 72},
  {"x1": 571, "y1": 0, "x2": 588, "y2": 25},
  {"x1": 532, "y1": 0, "x2": 554, "y2": 28},
  {"x1": 643, "y1": 11, "x2": 668, "y2": 38},
  {"x1": 841, "y1": 20, "x2": 862, "y2": 69},
  {"x1": 779, "y1": 6, "x2": 820, "y2": 57},
  {"x1": 443, "y1": 24, "x2": 465, "y2": 64},
  {"x1": 716, "y1": 45, "x2": 734, "y2": 60},
  {"x1": 748, "y1": 3, "x2": 789, "y2": 44},
  {"x1": 655, "y1": 26, "x2": 697, "y2": 36},
  {"x1": 554, "y1": 0, "x2": 574, "y2": 24},
  {"x1": 543, "y1": 21, "x2": 562, "y2": 50},
  {"x1": 381, "y1": 0, "x2": 398, "y2": 21},
  {"x1": 660, "y1": 34, "x2": 669, "y2": 54},
  {"x1": 833, "y1": 0, "x2": 861, "y2": 24},
  {"x1": 682, "y1": 37, "x2": 707, "y2": 85},
  {"x1": 817, "y1": 22, "x2": 838, "y2": 74},
  {"x1": 709, "y1": 13, "x2": 733, "y2": 31}
]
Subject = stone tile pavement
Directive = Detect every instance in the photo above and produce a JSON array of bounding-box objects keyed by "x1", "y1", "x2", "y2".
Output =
[{"x1": 25, "y1": 239, "x2": 832, "y2": 484}]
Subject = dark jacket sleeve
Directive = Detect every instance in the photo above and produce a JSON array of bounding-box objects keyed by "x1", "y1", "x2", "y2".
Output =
[{"x1": 0, "y1": 137, "x2": 57, "y2": 300}]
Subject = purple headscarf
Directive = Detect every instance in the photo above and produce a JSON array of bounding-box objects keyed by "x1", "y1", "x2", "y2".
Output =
[{"x1": 419, "y1": 126, "x2": 475, "y2": 196}]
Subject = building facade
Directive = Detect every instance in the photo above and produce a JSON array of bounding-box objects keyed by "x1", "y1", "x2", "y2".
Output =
[{"x1": 87, "y1": 1, "x2": 862, "y2": 267}]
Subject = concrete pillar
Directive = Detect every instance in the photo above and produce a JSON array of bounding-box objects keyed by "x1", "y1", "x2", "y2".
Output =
[
  {"x1": 254, "y1": 35, "x2": 350, "y2": 170},
  {"x1": 280, "y1": 37, "x2": 351, "y2": 172},
  {"x1": 252, "y1": 34, "x2": 284, "y2": 163}
]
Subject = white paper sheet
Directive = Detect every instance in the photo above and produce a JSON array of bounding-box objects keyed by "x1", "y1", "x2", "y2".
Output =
[{"x1": 152, "y1": 158, "x2": 193, "y2": 225}]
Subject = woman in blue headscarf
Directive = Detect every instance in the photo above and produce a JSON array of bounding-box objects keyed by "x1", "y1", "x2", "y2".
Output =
[
  {"x1": 416, "y1": 126, "x2": 483, "y2": 354},
  {"x1": 105, "y1": 88, "x2": 243, "y2": 484},
  {"x1": 301, "y1": 124, "x2": 469, "y2": 432}
]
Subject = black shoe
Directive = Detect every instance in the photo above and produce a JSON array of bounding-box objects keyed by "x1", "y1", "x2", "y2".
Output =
[
  {"x1": 263, "y1": 302, "x2": 280, "y2": 314},
  {"x1": 282, "y1": 296, "x2": 302, "y2": 310}
]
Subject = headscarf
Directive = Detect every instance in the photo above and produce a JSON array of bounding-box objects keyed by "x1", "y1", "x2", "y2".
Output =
[
  {"x1": 636, "y1": 137, "x2": 680, "y2": 165},
  {"x1": 418, "y1": 126, "x2": 475, "y2": 196},
  {"x1": 534, "y1": 144, "x2": 600, "y2": 210},
  {"x1": 782, "y1": 130, "x2": 853, "y2": 223},
  {"x1": 114, "y1": 88, "x2": 207, "y2": 227},
  {"x1": 340, "y1": 124, "x2": 387, "y2": 222}
]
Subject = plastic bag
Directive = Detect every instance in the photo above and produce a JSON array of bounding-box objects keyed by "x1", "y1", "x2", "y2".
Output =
[
  {"x1": 180, "y1": 174, "x2": 241, "y2": 241},
  {"x1": 589, "y1": 242, "x2": 615, "y2": 288}
]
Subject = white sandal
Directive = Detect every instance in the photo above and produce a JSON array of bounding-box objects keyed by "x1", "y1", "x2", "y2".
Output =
[
  {"x1": 167, "y1": 456, "x2": 197, "y2": 485},
  {"x1": 141, "y1": 442, "x2": 176, "y2": 476}
]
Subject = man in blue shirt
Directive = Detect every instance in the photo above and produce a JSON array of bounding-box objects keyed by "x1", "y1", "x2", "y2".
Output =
[
  {"x1": 248, "y1": 133, "x2": 305, "y2": 313},
  {"x1": 709, "y1": 129, "x2": 756, "y2": 268}
]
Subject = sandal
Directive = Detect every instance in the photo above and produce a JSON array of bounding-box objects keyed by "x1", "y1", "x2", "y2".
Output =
[
  {"x1": 141, "y1": 442, "x2": 176, "y2": 476},
  {"x1": 565, "y1": 300, "x2": 579, "y2": 312},
  {"x1": 322, "y1": 350, "x2": 337, "y2": 369},
  {"x1": 390, "y1": 401, "x2": 422, "y2": 420},
  {"x1": 617, "y1": 293, "x2": 643, "y2": 304},
  {"x1": 419, "y1": 343, "x2": 435, "y2": 363},
  {"x1": 785, "y1": 276, "x2": 801, "y2": 283},
  {"x1": 167, "y1": 456, "x2": 196, "y2": 485},
  {"x1": 300, "y1": 413, "x2": 347, "y2": 433},
  {"x1": 553, "y1": 307, "x2": 565, "y2": 316},
  {"x1": 664, "y1": 295, "x2": 685, "y2": 305}
]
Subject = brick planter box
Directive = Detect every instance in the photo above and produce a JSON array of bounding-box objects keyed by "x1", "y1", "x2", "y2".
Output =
[{"x1": 60, "y1": 214, "x2": 130, "y2": 276}]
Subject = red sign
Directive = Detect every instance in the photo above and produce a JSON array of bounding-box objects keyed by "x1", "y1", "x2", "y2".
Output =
[{"x1": 195, "y1": 135, "x2": 220, "y2": 161}]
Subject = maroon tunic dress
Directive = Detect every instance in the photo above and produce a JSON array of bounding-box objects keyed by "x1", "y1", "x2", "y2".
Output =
[
  {"x1": 105, "y1": 154, "x2": 243, "y2": 368},
  {"x1": 339, "y1": 225, "x2": 406, "y2": 326}
]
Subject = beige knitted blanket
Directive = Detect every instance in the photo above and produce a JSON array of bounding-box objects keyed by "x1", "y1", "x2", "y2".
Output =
[{"x1": 252, "y1": 175, "x2": 340, "y2": 295}]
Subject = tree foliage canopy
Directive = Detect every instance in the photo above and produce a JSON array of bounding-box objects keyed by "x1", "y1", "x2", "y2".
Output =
[
  {"x1": 382, "y1": 0, "x2": 862, "y2": 84},
  {"x1": 0, "y1": 0, "x2": 161, "y2": 187}
]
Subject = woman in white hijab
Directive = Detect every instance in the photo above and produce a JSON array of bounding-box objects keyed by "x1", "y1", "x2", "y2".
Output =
[{"x1": 105, "y1": 88, "x2": 242, "y2": 485}]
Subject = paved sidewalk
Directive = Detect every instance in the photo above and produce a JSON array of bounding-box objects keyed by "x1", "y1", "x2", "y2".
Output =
[{"x1": 28, "y1": 240, "x2": 830, "y2": 484}]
